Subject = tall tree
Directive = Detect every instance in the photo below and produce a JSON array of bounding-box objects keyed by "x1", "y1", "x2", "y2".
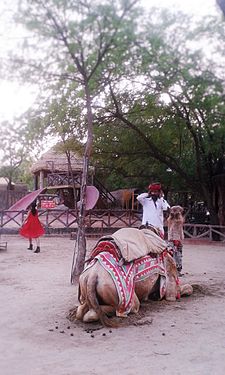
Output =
[
  {"x1": 11, "y1": 0, "x2": 140, "y2": 279},
  {"x1": 93, "y1": 9, "x2": 225, "y2": 226},
  {"x1": 6, "y1": 4, "x2": 225, "y2": 233}
]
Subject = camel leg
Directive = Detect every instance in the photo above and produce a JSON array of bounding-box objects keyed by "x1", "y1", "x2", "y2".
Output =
[
  {"x1": 117, "y1": 293, "x2": 140, "y2": 318},
  {"x1": 76, "y1": 302, "x2": 89, "y2": 321},
  {"x1": 130, "y1": 292, "x2": 140, "y2": 314},
  {"x1": 180, "y1": 283, "x2": 193, "y2": 296},
  {"x1": 83, "y1": 305, "x2": 116, "y2": 323},
  {"x1": 163, "y1": 253, "x2": 179, "y2": 301},
  {"x1": 165, "y1": 276, "x2": 177, "y2": 301},
  {"x1": 83, "y1": 309, "x2": 99, "y2": 322}
]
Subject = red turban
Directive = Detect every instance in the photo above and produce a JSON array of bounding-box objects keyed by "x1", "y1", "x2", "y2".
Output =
[{"x1": 148, "y1": 183, "x2": 161, "y2": 192}]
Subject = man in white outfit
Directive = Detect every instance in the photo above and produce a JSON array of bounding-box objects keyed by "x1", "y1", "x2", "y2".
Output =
[{"x1": 137, "y1": 182, "x2": 170, "y2": 238}]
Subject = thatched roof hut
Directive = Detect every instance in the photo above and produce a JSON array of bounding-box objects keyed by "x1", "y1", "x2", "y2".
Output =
[
  {"x1": 31, "y1": 147, "x2": 85, "y2": 174},
  {"x1": 31, "y1": 146, "x2": 94, "y2": 190}
]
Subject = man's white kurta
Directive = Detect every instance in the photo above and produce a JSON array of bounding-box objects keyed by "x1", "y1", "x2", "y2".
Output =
[{"x1": 137, "y1": 193, "x2": 170, "y2": 234}]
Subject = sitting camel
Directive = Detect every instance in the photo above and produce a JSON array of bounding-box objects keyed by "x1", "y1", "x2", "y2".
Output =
[{"x1": 75, "y1": 235, "x2": 193, "y2": 326}]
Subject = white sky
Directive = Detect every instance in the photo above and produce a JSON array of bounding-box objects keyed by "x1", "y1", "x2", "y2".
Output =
[
  {"x1": 0, "y1": 0, "x2": 221, "y2": 123},
  {"x1": 142, "y1": 0, "x2": 218, "y2": 15}
]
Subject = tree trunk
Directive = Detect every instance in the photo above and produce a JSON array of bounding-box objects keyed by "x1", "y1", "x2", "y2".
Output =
[
  {"x1": 202, "y1": 177, "x2": 224, "y2": 241},
  {"x1": 66, "y1": 150, "x2": 78, "y2": 211},
  {"x1": 71, "y1": 83, "x2": 93, "y2": 283},
  {"x1": 70, "y1": 156, "x2": 88, "y2": 283}
]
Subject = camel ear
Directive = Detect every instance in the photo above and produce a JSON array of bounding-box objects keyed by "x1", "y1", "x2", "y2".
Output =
[{"x1": 180, "y1": 284, "x2": 193, "y2": 296}]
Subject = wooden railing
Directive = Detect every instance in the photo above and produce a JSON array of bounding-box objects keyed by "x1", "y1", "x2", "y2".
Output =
[
  {"x1": 0, "y1": 209, "x2": 141, "y2": 231},
  {"x1": 183, "y1": 223, "x2": 225, "y2": 242},
  {"x1": 1, "y1": 209, "x2": 225, "y2": 241}
]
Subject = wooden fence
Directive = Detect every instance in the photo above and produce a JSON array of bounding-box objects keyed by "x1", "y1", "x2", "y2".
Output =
[
  {"x1": 1, "y1": 208, "x2": 225, "y2": 241},
  {"x1": 0, "y1": 191, "x2": 27, "y2": 210}
]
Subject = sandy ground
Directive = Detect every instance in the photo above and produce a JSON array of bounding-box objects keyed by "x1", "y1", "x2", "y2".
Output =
[{"x1": 0, "y1": 234, "x2": 225, "y2": 375}]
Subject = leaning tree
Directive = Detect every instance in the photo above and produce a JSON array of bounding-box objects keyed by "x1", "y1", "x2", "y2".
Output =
[{"x1": 9, "y1": 0, "x2": 140, "y2": 279}]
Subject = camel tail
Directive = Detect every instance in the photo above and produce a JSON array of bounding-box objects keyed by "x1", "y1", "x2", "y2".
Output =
[{"x1": 86, "y1": 274, "x2": 118, "y2": 328}]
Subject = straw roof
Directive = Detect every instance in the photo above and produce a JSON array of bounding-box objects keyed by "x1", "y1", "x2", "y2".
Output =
[{"x1": 31, "y1": 147, "x2": 91, "y2": 174}]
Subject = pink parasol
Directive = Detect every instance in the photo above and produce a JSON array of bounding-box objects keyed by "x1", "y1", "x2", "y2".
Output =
[{"x1": 85, "y1": 186, "x2": 99, "y2": 210}]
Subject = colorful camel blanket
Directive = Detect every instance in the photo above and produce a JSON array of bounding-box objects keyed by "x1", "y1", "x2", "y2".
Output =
[
  {"x1": 93, "y1": 251, "x2": 166, "y2": 317},
  {"x1": 89, "y1": 240, "x2": 121, "y2": 262}
]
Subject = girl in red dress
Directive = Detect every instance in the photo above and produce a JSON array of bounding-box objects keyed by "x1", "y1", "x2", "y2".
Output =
[{"x1": 19, "y1": 200, "x2": 45, "y2": 253}]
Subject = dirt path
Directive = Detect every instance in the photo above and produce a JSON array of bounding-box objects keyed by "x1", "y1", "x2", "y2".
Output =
[{"x1": 0, "y1": 235, "x2": 225, "y2": 375}]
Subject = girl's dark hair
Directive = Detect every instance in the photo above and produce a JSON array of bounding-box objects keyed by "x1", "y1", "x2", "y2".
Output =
[{"x1": 30, "y1": 201, "x2": 37, "y2": 216}]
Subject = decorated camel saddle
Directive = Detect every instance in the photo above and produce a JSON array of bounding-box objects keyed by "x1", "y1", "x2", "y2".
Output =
[{"x1": 89, "y1": 227, "x2": 167, "y2": 262}]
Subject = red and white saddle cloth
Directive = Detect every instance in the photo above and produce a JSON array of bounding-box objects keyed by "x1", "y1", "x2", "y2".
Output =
[{"x1": 85, "y1": 250, "x2": 167, "y2": 317}]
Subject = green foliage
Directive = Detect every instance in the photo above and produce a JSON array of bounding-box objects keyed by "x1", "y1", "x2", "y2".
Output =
[
  {"x1": 10, "y1": 0, "x2": 141, "y2": 161},
  {"x1": 92, "y1": 8, "x2": 225, "y2": 211},
  {"x1": 4, "y1": 2, "x2": 225, "y2": 222},
  {"x1": 0, "y1": 121, "x2": 35, "y2": 188}
]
